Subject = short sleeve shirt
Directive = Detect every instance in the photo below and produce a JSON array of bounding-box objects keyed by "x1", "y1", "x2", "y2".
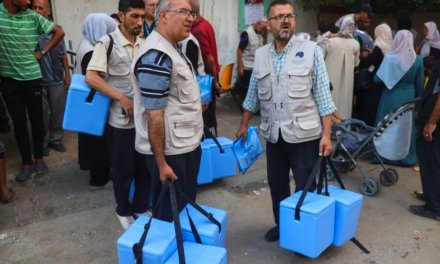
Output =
[
  {"x1": 0, "y1": 4, "x2": 55, "y2": 80},
  {"x1": 39, "y1": 26, "x2": 67, "y2": 86},
  {"x1": 191, "y1": 17, "x2": 220, "y2": 74}
]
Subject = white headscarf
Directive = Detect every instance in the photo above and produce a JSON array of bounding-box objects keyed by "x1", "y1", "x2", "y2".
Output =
[
  {"x1": 82, "y1": 13, "x2": 118, "y2": 45},
  {"x1": 374, "y1": 24, "x2": 393, "y2": 56},
  {"x1": 376, "y1": 30, "x2": 417, "y2": 90},
  {"x1": 339, "y1": 17, "x2": 355, "y2": 39},
  {"x1": 420, "y1": 22, "x2": 440, "y2": 57}
]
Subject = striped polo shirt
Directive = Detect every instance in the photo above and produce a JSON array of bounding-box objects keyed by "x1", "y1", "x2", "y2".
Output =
[{"x1": 0, "y1": 4, "x2": 55, "y2": 80}]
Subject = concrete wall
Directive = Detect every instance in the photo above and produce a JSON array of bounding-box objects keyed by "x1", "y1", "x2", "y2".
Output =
[{"x1": 51, "y1": 0, "x2": 318, "y2": 72}]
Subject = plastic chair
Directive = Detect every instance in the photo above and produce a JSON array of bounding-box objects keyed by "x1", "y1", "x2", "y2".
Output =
[{"x1": 220, "y1": 63, "x2": 234, "y2": 91}]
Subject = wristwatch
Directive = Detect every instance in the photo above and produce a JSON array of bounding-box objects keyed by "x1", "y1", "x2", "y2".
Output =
[{"x1": 41, "y1": 49, "x2": 47, "y2": 56}]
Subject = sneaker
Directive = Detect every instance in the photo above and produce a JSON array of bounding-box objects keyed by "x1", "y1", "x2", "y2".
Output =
[
  {"x1": 116, "y1": 214, "x2": 135, "y2": 230},
  {"x1": 134, "y1": 211, "x2": 152, "y2": 219},
  {"x1": 49, "y1": 143, "x2": 66, "y2": 153},
  {"x1": 42, "y1": 147, "x2": 50, "y2": 157},
  {"x1": 408, "y1": 205, "x2": 440, "y2": 221},
  {"x1": 35, "y1": 161, "x2": 49, "y2": 175},
  {"x1": 89, "y1": 180, "x2": 114, "y2": 190},
  {"x1": 264, "y1": 226, "x2": 280, "y2": 242},
  {"x1": 15, "y1": 168, "x2": 35, "y2": 182}
]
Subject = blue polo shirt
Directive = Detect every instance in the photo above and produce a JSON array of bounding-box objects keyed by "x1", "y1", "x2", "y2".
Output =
[{"x1": 38, "y1": 32, "x2": 66, "y2": 86}]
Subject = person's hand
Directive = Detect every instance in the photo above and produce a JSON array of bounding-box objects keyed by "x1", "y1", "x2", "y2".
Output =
[
  {"x1": 159, "y1": 163, "x2": 178, "y2": 184},
  {"x1": 319, "y1": 136, "x2": 333, "y2": 157},
  {"x1": 119, "y1": 96, "x2": 134, "y2": 117},
  {"x1": 423, "y1": 122, "x2": 437, "y2": 142},
  {"x1": 214, "y1": 81, "x2": 223, "y2": 95},
  {"x1": 202, "y1": 102, "x2": 209, "y2": 112},
  {"x1": 364, "y1": 46, "x2": 372, "y2": 54},
  {"x1": 238, "y1": 66, "x2": 244, "y2": 78},
  {"x1": 35, "y1": 51, "x2": 44, "y2": 61},
  {"x1": 332, "y1": 116, "x2": 342, "y2": 125},
  {"x1": 236, "y1": 124, "x2": 248, "y2": 144},
  {"x1": 64, "y1": 74, "x2": 71, "y2": 90}
]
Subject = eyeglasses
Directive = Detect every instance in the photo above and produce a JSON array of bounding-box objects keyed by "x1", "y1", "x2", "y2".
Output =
[
  {"x1": 268, "y1": 13, "x2": 297, "y2": 23},
  {"x1": 147, "y1": 4, "x2": 157, "y2": 8},
  {"x1": 166, "y1": 9, "x2": 197, "y2": 20}
]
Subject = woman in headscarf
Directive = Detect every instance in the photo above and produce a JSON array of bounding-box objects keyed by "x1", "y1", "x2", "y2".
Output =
[
  {"x1": 419, "y1": 22, "x2": 440, "y2": 61},
  {"x1": 74, "y1": 14, "x2": 118, "y2": 189},
  {"x1": 392, "y1": 14, "x2": 417, "y2": 44},
  {"x1": 322, "y1": 17, "x2": 360, "y2": 119},
  {"x1": 374, "y1": 30, "x2": 424, "y2": 166},
  {"x1": 358, "y1": 24, "x2": 393, "y2": 126}
]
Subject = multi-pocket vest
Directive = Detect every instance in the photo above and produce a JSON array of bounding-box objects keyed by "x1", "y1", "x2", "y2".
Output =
[{"x1": 242, "y1": 26, "x2": 263, "y2": 70}]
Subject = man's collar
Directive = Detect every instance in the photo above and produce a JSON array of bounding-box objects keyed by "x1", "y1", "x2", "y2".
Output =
[
  {"x1": 270, "y1": 35, "x2": 295, "y2": 55},
  {"x1": 115, "y1": 26, "x2": 141, "y2": 47}
]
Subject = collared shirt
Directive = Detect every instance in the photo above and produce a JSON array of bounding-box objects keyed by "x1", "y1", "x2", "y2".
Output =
[
  {"x1": 0, "y1": 4, "x2": 55, "y2": 80},
  {"x1": 143, "y1": 21, "x2": 156, "y2": 38},
  {"x1": 87, "y1": 26, "x2": 141, "y2": 73},
  {"x1": 39, "y1": 26, "x2": 67, "y2": 86},
  {"x1": 243, "y1": 36, "x2": 336, "y2": 116}
]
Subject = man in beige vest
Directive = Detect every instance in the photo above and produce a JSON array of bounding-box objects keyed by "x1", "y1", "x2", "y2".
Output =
[
  {"x1": 237, "y1": 17, "x2": 268, "y2": 98},
  {"x1": 236, "y1": 0, "x2": 336, "y2": 244},
  {"x1": 85, "y1": 0, "x2": 151, "y2": 230},
  {"x1": 131, "y1": 0, "x2": 203, "y2": 222}
]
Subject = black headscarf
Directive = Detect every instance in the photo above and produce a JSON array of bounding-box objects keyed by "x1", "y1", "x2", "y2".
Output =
[{"x1": 396, "y1": 14, "x2": 412, "y2": 31}]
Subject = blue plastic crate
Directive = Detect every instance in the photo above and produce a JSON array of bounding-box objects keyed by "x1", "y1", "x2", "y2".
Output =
[
  {"x1": 280, "y1": 191, "x2": 335, "y2": 258},
  {"x1": 117, "y1": 216, "x2": 177, "y2": 264},
  {"x1": 315, "y1": 185, "x2": 363, "y2": 246},
  {"x1": 203, "y1": 138, "x2": 236, "y2": 179},
  {"x1": 63, "y1": 74, "x2": 110, "y2": 136},
  {"x1": 165, "y1": 242, "x2": 227, "y2": 264},
  {"x1": 197, "y1": 142, "x2": 213, "y2": 185},
  {"x1": 129, "y1": 181, "x2": 153, "y2": 207},
  {"x1": 178, "y1": 204, "x2": 227, "y2": 248}
]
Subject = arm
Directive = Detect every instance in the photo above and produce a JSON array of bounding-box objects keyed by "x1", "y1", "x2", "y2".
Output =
[
  {"x1": 424, "y1": 92, "x2": 440, "y2": 142},
  {"x1": 36, "y1": 24, "x2": 65, "y2": 61},
  {"x1": 196, "y1": 28, "x2": 221, "y2": 94},
  {"x1": 312, "y1": 46, "x2": 336, "y2": 157},
  {"x1": 237, "y1": 49, "x2": 244, "y2": 77},
  {"x1": 204, "y1": 55, "x2": 221, "y2": 94},
  {"x1": 236, "y1": 70, "x2": 259, "y2": 143},
  {"x1": 62, "y1": 54, "x2": 71, "y2": 89}
]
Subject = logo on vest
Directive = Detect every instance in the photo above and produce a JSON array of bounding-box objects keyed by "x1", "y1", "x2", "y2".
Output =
[
  {"x1": 295, "y1": 52, "x2": 304, "y2": 58},
  {"x1": 293, "y1": 51, "x2": 307, "y2": 65}
]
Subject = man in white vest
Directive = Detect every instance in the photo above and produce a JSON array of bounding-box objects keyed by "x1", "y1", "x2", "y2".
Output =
[
  {"x1": 237, "y1": 17, "x2": 268, "y2": 98},
  {"x1": 85, "y1": 0, "x2": 151, "y2": 230},
  {"x1": 131, "y1": 0, "x2": 203, "y2": 222},
  {"x1": 236, "y1": 0, "x2": 336, "y2": 243}
]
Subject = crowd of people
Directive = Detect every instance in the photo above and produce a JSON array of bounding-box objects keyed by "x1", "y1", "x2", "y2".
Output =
[{"x1": 0, "y1": 0, "x2": 439, "y2": 246}]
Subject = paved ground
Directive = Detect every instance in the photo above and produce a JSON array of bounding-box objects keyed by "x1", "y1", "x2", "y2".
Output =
[{"x1": 0, "y1": 94, "x2": 439, "y2": 264}]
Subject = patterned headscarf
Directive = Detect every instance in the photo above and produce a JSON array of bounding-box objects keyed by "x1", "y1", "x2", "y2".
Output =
[
  {"x1": 82, "y1": 13, "x2": 118, "y2": 45},
  {"x1": 420, "y1": 22, "x2": 440, "y2": 57},
  {"x1": 374, "y1": 24, "x2": 393, "y2": 55},
  {"x1": 376, "y1": 30, "x2": 417, "y2": 89},
  {"x1": 339, "y1": 17, "x2": 355, "y2": 39}
]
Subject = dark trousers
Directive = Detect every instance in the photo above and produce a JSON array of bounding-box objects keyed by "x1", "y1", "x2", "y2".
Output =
[
  {"x1": 266, "y1": 132, "x2": 320, "y2": 225},
  {"x1": 0, "y1": 93, "x2": 9, "y2": 126},
  {"x1": 418, "y1": 125, "x2": 440, "y2": 211},
  {"x1": 90, "y1": 167, "x2": 110, "y2": 186},
  {"x1": 242, "y1": 69, "x2": 253, "y2": 99},
  {"x1": 109, "y1": 126, "x2": 151, "y2": 217},
  {"x1": 0, "y1": 78, "x2": 44, "y2": 165},
  {"x1": 146, "y1": 146, "x2": 202, "y2": 222}
]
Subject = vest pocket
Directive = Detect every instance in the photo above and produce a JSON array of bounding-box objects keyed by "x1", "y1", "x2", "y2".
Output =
[
  {"x1": 109, "y1": 66, "x2": 132, "y2": 94},
  {"x1": 256, "y1": 71, "x2": 271, "y2": 100},
  {"x1": 169, "y1": 119, "x2": 199, "y2": 148},
  {"x1": 108, "y1": 101, "x2": 130, "y2": 126},
  {"x1": 287, "y1": 68, "x2": 311, "y2": 98},
  {"x1": 177, "y1": 69, "x2": 198, "y2": 104},
  {"x1": 260, "y1": 118, "x2": 271, "y2": 139},
  {"x1": 294, "y1": 114, "x2": 321, "y2": 139}
]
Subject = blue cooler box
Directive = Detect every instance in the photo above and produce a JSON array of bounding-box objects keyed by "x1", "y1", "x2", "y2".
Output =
[
  {"x1": 129, "y1": 181, "x2": 153, "y2": 207},
  {"x1": 165, "y1": 242, "x2": 227, "y2": 264},
  {"x1": 178, "y1": 204, "x2": 227, "y2": 247},
  {"x1": 280, "y1": 191, "x2": 336, "y2": 258},
  {"x1": 316, "y1": 185, "x2": 363, "y2": 246},
  {"x1": 63, "y1": 74, "x2": 111, "y2": 136},
  {"x1": 197, "y1": 142, "x2": 213, "y2": 185},
  {"x1": 117, "y1": 216, "x2": 176, "y2": 264},
  {"x1": 203, "y1": 138, "x2": 236, "y2": 179}
]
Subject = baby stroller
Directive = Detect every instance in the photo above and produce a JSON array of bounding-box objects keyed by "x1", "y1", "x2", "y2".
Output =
[{"x1": 327, "y1": 98, "x2": 420, "y2": 196}]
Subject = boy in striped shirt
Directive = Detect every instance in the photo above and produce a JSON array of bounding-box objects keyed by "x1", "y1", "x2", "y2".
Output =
[{"x1": 0, "y1": 0, "x2": 64, "y2": 182}]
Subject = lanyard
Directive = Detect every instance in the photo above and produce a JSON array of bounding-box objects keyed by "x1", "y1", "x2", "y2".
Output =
[{"x1": 144, "y1": 22, "x2": 156, "y2": 37}]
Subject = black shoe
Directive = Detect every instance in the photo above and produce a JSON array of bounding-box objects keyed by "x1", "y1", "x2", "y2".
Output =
[
  {"x1": 412, "y1": 191, "x2": 425, "y2": 202},
  {"x1": 408, "y1": 205, "x2": 440, "y2": 221},
  {"x1": 264, "y1": 226, "x2": 279, "y2": 242},
  {"x1": 42, "y1": 147, "x2": 50, "y2": 157},
  {"x1": 0, "y1": 123, "x2": 10, "y2": 134},
  {"x1": 49, "y1": 143, "x2": 66, "y2": 153}
]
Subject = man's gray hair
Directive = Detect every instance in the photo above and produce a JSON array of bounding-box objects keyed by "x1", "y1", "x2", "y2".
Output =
[{"x1": 155, "y1": 0, "x2": 172, "y2": 22}]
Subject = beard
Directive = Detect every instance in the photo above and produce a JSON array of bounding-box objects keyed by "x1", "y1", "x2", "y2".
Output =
[{"x1": 275, "y1": 31, "x2": 291, "y2": 41}]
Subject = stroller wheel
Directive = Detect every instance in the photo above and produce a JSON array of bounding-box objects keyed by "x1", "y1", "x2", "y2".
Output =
[
  {"x1": 386, "y1": 168, "x2": 399, "y2": 182},
  {"x1": 368, "y1": 176, "x2": 381, "y2": 192},
  {"x1": 380, "y1": 170, "x2": 397, "y2": 186},
  {"x1": 360, "y1": 178, "x2": 379, "y2": 196},
  {"x1": 326, "y1": 165, "x2": 334, "y2": 181}
]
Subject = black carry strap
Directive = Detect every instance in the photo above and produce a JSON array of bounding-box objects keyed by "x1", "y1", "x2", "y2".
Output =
[
  {"x1": 203, "y1": 125, "x2": 225, "y2": 154},
  {"x1": 185, "y1": 207, "x2": 202, "y2": 244},
  {"x1": 86, "y1": 34, "x2": 114, "y2": 103},
  {"x1": 295, "y1": 157, "x2": 370, "y2": 254},
  {"x1": 133, "y1": 180, "x2": 186, "y2": 264}
]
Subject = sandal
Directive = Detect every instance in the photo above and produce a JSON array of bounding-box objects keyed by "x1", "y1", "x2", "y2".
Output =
[
  {"x1": 0, "y1": 189, "x2": 14, "y2": 204},
  {"x1": 413, "y1": 166, "x2": 420, "y2": 172}
]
